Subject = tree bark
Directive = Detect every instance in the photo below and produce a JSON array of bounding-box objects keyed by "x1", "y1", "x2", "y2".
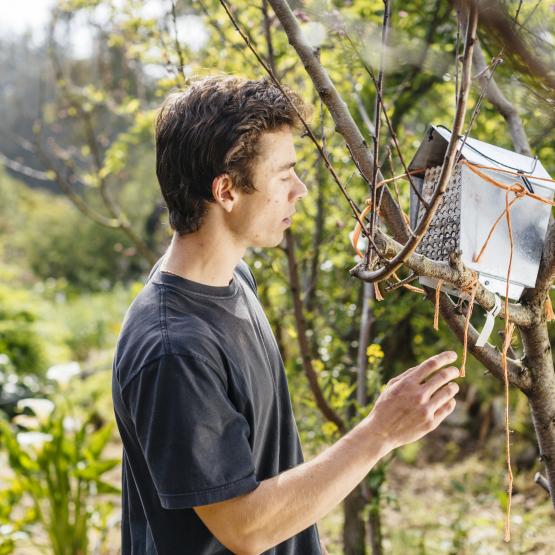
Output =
[
  {"x1": 367, "y1": 494, "x2": 383, "y2": 555},
  {"x1": 343, "y1": 485, "x2": 367, "y2": 555},
  {"x1": 521, "y1": 322, "x2": 555, "y2": 508}
]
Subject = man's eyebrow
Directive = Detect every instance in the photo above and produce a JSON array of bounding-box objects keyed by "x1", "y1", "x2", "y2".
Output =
[{"x1": 276, "y1": 161, "x2": 297, "y2": 172}]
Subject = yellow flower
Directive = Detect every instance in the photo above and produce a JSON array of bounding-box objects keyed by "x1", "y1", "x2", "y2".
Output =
[
  {"x1": 366, "y1": 344, "x2": 384, "y2": 364},
  {"x1": 321, "y1": 422, "x2": 338, "y2": 439}
]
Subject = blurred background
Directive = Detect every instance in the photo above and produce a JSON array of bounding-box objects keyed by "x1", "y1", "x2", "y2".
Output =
[{"x1": 0, "y1": 0, "x2": 554, "y2": 553}]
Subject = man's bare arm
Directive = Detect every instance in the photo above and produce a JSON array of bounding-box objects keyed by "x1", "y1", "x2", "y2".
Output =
[{"x1": 194, "y1": 351, "x2": 459, "y2": 555}]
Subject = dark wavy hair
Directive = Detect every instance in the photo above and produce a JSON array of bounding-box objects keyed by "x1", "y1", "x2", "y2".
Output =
[{"x1": 155, "y1": 75, "x2": 308, "y2": 235}]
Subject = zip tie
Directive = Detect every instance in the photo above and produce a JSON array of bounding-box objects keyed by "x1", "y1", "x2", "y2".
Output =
[{"x1": 475, "y1": 294, "x2": 502, "y2": 347}]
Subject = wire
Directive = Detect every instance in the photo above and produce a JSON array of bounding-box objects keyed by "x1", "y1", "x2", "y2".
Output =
[{"x1": 436, "y1": 124, "x2": 539, "y2": 174}]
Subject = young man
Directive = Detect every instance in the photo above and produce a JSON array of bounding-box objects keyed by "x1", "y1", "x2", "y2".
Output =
[{"x1": 112, "y1": 76, "x2": 460, "y2": 555}]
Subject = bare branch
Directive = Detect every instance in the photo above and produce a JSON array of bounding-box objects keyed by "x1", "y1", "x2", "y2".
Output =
[
  {"x1": 520, "y1": 322, "x2": 555, "y2": 508},
  {"x1": 472, "y1": 41, "x2": 532, "y2": 155},
  {"x1": 436, "y1": 292, "x2": 532, "y2": 392},
  {"x1": 34, "y1": 143, "x2": 121, "y2": 229},
  {"x1": 356, "y1": 282, "x2": 375, "y2": 407},
  {"x1": 535, "y1": 472, "x2": 551, "y2": 495},
  {"x1": 351, "y1": 4, "x2": 479, "y2": 283},
  {"x1": 170, "y1": 0, "x2": 187, "y2": 83},
  {"x1": 476, "y1": 0, "x2": 555, "y2": 93},
  {"x1": 367, "y1": 0, "x2": 391, "y2": 264},
  {"x1": 0, "y1": 153, "x2": 54, "y2": 182},
  {"x1": 267, "y1": 0, "x2": 411, "y2": 244},
  {"x1": 285, "y1": 229, "x2": 346, "y2": 433},
  {"x1": 354, "y1": 229, "x2": 535, "y2": 328}
]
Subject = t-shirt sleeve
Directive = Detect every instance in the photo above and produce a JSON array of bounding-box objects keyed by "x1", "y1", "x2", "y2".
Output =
[{"x1": 122, "y1": 353, "x2": 259, "y2": 509}]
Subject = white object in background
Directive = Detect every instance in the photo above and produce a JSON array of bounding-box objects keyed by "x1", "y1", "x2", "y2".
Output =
[{"x1": 475, "y1": 294, "x2": 502, "y2": 347}]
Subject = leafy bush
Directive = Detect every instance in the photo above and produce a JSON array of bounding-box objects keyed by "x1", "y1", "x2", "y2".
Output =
[
  {"x1": 23, "y1": 198, "x2": 146, "y2": 292},
  {"x1": 0, "y1": 284, "x2": 45, "y2": 376},
  {"x1": 0, "y1": 393, "x2": 119, "y2": 555}
]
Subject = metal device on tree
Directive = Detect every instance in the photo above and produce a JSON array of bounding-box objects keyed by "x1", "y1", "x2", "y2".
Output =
[{"x1": 408, "y1": 125, "x2": 555, "y2": 301}]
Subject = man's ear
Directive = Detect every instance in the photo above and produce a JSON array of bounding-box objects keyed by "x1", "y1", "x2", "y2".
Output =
[{"x1": 211, "y1": 174, "x2": 237, "y2": 213}]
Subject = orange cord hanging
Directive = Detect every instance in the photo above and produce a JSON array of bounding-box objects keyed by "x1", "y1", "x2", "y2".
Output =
[
  {"x1": 460, "y1": 272, "x2": 479, "y2": 378},
  {"x1": 502, "y1": 188, "x2": 516, "y2": 543},
  {"x1": 347, "y1": 157, "x2": 554, "y2": 544},
  {"x1": 433, "y1": 279, "x2": 444, "y2": 331},
  {"x1": 545, "y1": 297, "x2": 555, "y2": 322}
]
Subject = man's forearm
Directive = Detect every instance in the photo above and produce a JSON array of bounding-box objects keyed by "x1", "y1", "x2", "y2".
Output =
[
  {"x1": 195, "y1": 351, "x2": 460, "y2": 555},
  {"x1": 196, "y1": 415, "x2": 389, "y2": 554}
]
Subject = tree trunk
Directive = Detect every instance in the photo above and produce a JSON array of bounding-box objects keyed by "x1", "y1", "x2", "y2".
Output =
[
  {"x1": 367, "y1": 492, "x2": 383, "y2": 555},
  {"x1": 521, "y1": 321, "x2": 555, "y2": 506},
  {"x1": 343, "y1": 485, "x2": 367, "y2": 555}
]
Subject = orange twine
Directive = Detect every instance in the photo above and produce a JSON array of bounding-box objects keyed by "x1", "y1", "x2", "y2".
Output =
[
  {"x1": 460, "y1": 272, "x2": 478, "y2": 378},
  {"x1": 545, "y1": 297, "x2": 555, "y2": 322},
  {"x1": 434, "y1": 279, "x2": 444, "y2": 331},
  {"x1": 350, "y1": 171, "x2": 426, "y2": 301},
  {"x1": 347, "y1": 158, "x2": 552, "y2": 543},
  {"x1": 502, "y1": 188, "x2": 516, "y2": 543}
]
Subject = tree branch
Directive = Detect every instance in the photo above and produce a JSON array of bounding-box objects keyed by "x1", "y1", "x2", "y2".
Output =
[
  {"x1": 475, "y1": 0, "x2": 555, "y2": 94},
  {"x1": 267, "y1": 0, "x2": 410, "y2": 244},
  {"x1": 472, "y1": 40, "x2": 532, "y2": 156},
  {"x1": 522, "y1": 218, "x2": 555, "y2": 314},
  {"x1": 285, "y1": 229, "x2": 346, "y2": 433},
  {"x1": 354, "y1": 229, "x2": 535, "y2": 328},
  {"x1": 350, "y1": 3, "x2": 478, "y2": 283},
  {"x1": 436, "y1": 292, "x2": 532, "y2": 392}
]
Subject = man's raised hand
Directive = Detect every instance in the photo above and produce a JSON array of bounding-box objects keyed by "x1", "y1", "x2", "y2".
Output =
[{"x1": 365, "y1": 351, "x2": 460, "y2": 452}]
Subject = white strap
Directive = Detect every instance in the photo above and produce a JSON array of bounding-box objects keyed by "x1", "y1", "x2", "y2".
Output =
[{"x1": 475, "y1": 294, "x2": 502, "y2": 347}]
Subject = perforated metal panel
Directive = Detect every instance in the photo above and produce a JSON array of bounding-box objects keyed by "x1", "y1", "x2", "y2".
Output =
[{"x1": 415, "y1": 165, "x2": 462, "y2": 262}]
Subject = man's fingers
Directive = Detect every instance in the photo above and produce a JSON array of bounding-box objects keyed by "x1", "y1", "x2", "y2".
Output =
[
  {"x1": 422, "y1": 366, "x2": 460, "y2": 401},
  {"x1": 388, "y1": 352, "x2": 457, "y2": 389},
  {"x1": 415, "y1": 351, "x2": 458, "y2": 382},
  {"x1": 429, "y1": 382, "x2": 459, "y2": 413},
  {"x1": 433, "y1": 398, "x2": 457, "y2": 424}
]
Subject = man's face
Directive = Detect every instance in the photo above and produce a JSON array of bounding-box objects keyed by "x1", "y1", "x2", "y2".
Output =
[{"x1": 229, "y1": 127, "x2": 307, "y2": 248}]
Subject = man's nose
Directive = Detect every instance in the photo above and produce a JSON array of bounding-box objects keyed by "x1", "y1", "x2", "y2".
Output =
[{"x1": 291, "y1": 172, "x2": 308, "y2": 200}]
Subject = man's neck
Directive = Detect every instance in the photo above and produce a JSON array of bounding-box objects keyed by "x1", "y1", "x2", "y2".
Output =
[{"x1": 161, "y1": 226, "x2": 246, "y2": 287}]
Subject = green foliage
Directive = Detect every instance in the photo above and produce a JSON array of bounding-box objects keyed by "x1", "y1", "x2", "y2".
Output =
[
  {"x1": 21, "y1": 194, "x2": 145, "y2": 292},
  {"x1": 47, "y1": 284, "x2": 137, "y2": 361},
  {"x1": 0, "y1": 394, "x2": 118, "y2": 555},
  {"x1": 0, "y1": 284, "x2": 45, "y2": 376}
]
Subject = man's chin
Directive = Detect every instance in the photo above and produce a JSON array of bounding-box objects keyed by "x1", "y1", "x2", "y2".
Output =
[{"x1": 252, "y1": 232, "x2": 285, "y2": 249}]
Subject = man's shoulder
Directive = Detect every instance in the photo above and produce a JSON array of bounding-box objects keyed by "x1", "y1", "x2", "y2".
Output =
[
  {"x1": 114, "y1": 282, "x2": 221, "y2": 384},
  {"x1": 235, "y1": 259, "x2": 258, "y2": 295}
]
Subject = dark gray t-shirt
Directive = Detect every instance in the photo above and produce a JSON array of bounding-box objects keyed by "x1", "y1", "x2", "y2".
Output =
[{"x1": 112, "y1": 260, "x2": 321, "y2": 554}]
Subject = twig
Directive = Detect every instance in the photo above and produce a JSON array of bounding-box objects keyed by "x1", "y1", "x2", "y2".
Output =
[
  {"x1": 267, "y1": 0, "x2": 411, "y2": 244},
  {"x1": 367, "y1": 0, "x2": 391, "y2": 266},
  {"x1": 258, "y1": 1, "x2": 345, "y2": 433},
  {"x1": 351, "y1": 3, "x2": 479, "y2": 284},
  {"x1": 535, "y1": 472, "x2": 551, "y2": 494},
  {"x1": 472, "y1": 41, "x2": 531, "y2": 155},
  {"x1": 341, "y1": 33, "x2": 430, "y2": 212},
  {"x1": 285, "y1": 229, "x2": 346, "y2": 432},
  {"x1": 356, "y1": 230, "x2": 535, "y2": 328},
  {"x1": 170, "y1": 0, "x2": 186, "y2": 83},
  {"x1": 436, "y1": 291, "x2": 531, "y2": 392}
]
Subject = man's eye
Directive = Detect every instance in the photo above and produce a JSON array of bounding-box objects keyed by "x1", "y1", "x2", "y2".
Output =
[{"x1": 281, "y1": 176, "x2": 290, "y2": 182}]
